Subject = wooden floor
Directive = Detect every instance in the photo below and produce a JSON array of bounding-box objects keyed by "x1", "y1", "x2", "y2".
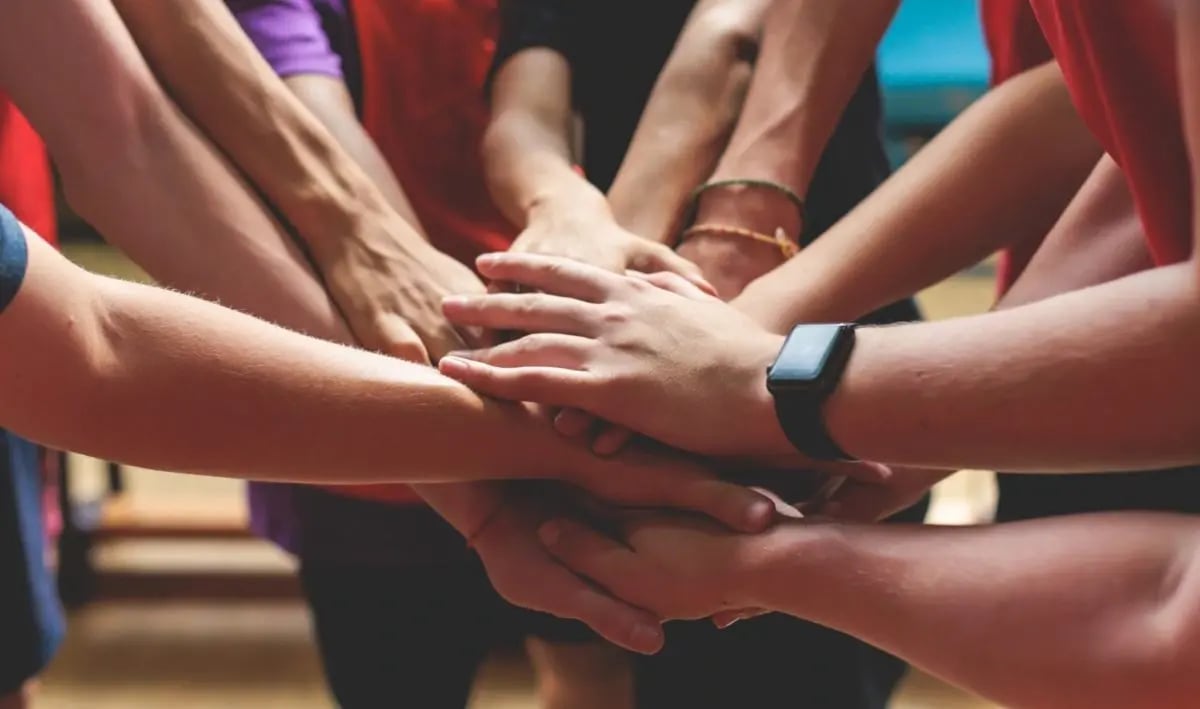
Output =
[{"x1": 31, "y1": 245, "x2": 1004, "y2": 708}]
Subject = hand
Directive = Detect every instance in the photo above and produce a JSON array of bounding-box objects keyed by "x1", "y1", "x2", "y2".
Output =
[
  {"x1": 538, "y1": 510, "x2": 797, "y2": 621},
  {"x1": 469, "y1": 487, "x2": 666, "y2": 654},
  {"x1": 513, "y1": 199, "x2": 709, "y2": 285},
  {"x1": 439, "y1": 252, "x2": 790, "y2": 458},
  {"x1": 559, "y1": 440, "x2": 776, "y2": 535},
  {"x1": 320, "y1": 218, "x2": 488, "y2": 362},
  {"x1": 509, "y1": 203, "x2": 714, "y2": 453},
  {"x1": 816, "y1": 466, "x2": 951, "y2": 522}
]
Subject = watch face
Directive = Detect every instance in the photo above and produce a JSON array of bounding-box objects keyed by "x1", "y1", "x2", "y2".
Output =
[{"x1": 767, "y1": 324, "x2": 850, "y2": 392}]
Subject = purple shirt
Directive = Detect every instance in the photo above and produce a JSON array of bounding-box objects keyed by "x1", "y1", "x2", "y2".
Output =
[
  {"x1": 228, "y1": 0, "x2": 465, "y2": 564},
  {"x1": 228, "y1": 0, "x2": 346, "y2": 79}
]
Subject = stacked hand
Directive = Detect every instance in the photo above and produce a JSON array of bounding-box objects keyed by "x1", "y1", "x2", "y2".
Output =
[
  {"x1": 509, "y1": 199, "x2": 708, "y2": 287},
  {"x1": 439, "y1": 252, "x2": 792, "y2": 457},
  {"x1": 506, "y1": 202, "x2": 715, "y2": 452},
  {"x1": 322, "y1": 217, "x2": 490, "y2": 363}
]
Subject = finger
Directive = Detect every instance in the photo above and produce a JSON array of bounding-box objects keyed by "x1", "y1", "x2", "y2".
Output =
[
  {"x1": 475, "y1": 252, "x2": 618, "y2": 301},
  {"x1": 439, "y1": 356, "x2": 595, "y2": 408},
  {"x1": 372, "y1": 315, "x2": 432, "y2": 364},
  {"x1": 748, "y1": 487, "x2": 805, "y2": 519},
  {"x1": 625, "y1": 269, "x2": 714, "y2": 300},
  {"x1": 580, "y1": 456, "x2": 775, "y2": 534},
  {"x1": 633, "y1": 249, "x2": 719, "y2": 297},
  {"x1": 423, "y1": 322, "x2": 471, "y2": 363},
  {"x1": 524, "y1": 555, "x2": 664, "y2": 655},
  {"x1": 445, "y1": 334, "x2": 593, "y2": 369},
  {"x1": 555, "y1": 408, "x2": 596, "y2": 438},
  {"x1": 591, "y1": 424, "x2": 634, "y2": 456},
  {"x1": 442, "y1": 292, "x2": 599, "y2": 336},
  {"x1": 539, "y1": 517, "x2": 645, "y2": 596}
]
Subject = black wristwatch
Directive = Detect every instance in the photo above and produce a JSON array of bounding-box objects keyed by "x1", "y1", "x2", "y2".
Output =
[{"x1": 765, "y1": 323, "x2": 857, "y2": 461}]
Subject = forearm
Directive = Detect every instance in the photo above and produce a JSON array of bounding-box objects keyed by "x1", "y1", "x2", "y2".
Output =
[
  {"x1": 707, "y1": 0, "x2": 898, "y2": 197},
  {"x1": 760, "y1": 515, "x2": 1200, "y2": 708},
  {"x1": 0, "y1": 0, "x2": 345, "y2": 336},
  {"x1": 737, "y1": 62, "x2": 1101, "y2": 331},
  {"x1": 282, "y1": 74, "x2": 423, "y2": 230},
  {"x1": 416, "y1": 482, "x2": 506, "y2": 538},
  {"x1": 2, "y1": 235, "x2": 580, "y2": 484},
  {"x1": 606, "y1": 0, "x2": 769, "y2": 242},
  {"x1": 824, "y1": 263, "x2": 1200, "y2": 472},
  {"x1": 1000, "y1": 155, "x2": 1151, "y2": 309},
  {"x1": 484, "y1": 49, "x2": 606, "y2": 227},
  {"x1": 111, "y1": 0, "x2": 428, "y2": 260}
]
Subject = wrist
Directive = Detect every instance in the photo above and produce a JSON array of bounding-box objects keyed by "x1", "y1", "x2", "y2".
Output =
[
  {"x1": 822, "y1": 326, "x2": 883, "y2": 463},
  {"x1": 525, "y1": 182, "x2": 611, "y2": 227},
  {"x1": 315, "y1": 210, "x2": 431, "y2": 281},
  {"x1": 743, "y1": 332, "x2": 800, "y2": 458},
  {"x1": 693, "y1": 182, "x2": 804, "y2": 240},
  {"x1": 745, "y1": 521, "x2": 850, "y2": 612}
]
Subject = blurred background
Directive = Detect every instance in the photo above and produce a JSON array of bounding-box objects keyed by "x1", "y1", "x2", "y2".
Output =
[{"x1": 41, "y1": 1, "x2": 1002, "y2": 707}]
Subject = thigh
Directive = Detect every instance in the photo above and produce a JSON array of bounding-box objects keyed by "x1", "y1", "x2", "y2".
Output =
[
  {"x1": 299, "y1": 558, "x2": 496, "y2": 709},
  {"x1": 635, "y1": 613, "x2": 903, "y2": 709},
  {"x1": 0, "y1": 432, "x2": 63, "y2": 696}
]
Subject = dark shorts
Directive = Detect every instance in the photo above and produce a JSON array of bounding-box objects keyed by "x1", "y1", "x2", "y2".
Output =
[
  {"x1": 297, "y1": 503, "x2": 593, "y2": 709},
  {"x1": 297, "y1": 492, "x2": 927, "y2": 709},
  {"x1": 0, "y1": 431, "x2": 64, "y2": 694}
]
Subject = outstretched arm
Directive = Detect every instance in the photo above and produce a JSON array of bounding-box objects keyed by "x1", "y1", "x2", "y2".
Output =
[
  {"x1": 542, "y1": 510, "x2": 1200, "y2": 709},
  {"x1": 734, "y1": 60, "x2": 1101, "y2": 331},
  {"x1": 482, "y1": 1, "x2": 701, "y2": 279},
  {"x1": 0, "y1": 0, "x2": 345, "y2": 335},
  {"x1": 0, "y1": 218, "x2": 768, "y2": 537},
  {"x1": 112, "y1": 0, "x2": 484, "y2": 361}
]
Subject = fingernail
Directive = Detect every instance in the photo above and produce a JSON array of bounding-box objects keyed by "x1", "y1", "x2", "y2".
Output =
[
  {"x1": 538, "y1": 520, "x2": 562, "y2": 546},
  {"x1": 438, "y1": 357, "x2": 471, "y2": 377},
  {"x1": 442, "y1": 295, "x2": 468, "y2": 307},
  {"x1": 632, "y1": 623, "x2": 664, "y2": 654},
  {"x1": 476, "y1": 253, "x2": 500, "y2": 266}
]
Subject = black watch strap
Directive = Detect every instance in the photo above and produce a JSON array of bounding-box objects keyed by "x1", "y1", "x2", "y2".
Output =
[
  {"x1": 766, "y1": 323, "x2": 857, "y2": 461},
  {"x1": 772, "y1": 395, "x2": 852, "y2": 461}
]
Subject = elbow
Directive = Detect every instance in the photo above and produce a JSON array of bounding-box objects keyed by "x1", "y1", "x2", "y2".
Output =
[
  {"x1": 57, "y1": 90, "x2": 177, "y2": 229},
  {"x1": 1101, "y1": 555, "x2": 1200, "y2": 708},
  {"x1": 687, "y1": 0, "x2": 764, "y2": 63}
]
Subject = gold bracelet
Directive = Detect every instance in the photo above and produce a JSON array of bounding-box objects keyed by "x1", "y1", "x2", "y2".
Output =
[{"x1": 680, "y1": 224, "x2": 800, "y2": 260}]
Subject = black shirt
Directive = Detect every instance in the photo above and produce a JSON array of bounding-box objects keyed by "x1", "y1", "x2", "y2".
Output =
[{"x1": 492, "y1": 0, "x2": 892, "y2": 241}]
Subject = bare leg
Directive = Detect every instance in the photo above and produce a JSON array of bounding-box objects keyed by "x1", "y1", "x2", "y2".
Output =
[{"x1": 526, "y1": 638, "x2": 632, "y2": 709}]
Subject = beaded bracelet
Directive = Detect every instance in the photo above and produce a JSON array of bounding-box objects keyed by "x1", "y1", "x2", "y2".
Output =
[
  {"x1": 680, "y1": 223, "x2": 799, "y2": 260},
  {"x1": 678, "y1": 178, "x2": 808, "y2": 246}
]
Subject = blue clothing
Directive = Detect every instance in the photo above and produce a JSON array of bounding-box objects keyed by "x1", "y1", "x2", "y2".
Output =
[
  {"x1": 0, "y1": 204, "x2": 64, "y2": 692},
  {"x1": 0, "y1": 203, "x2": 29, "y2": 314},
  {"x1": 0, "y1": 431, "x2": 65, "y2": 693}
]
